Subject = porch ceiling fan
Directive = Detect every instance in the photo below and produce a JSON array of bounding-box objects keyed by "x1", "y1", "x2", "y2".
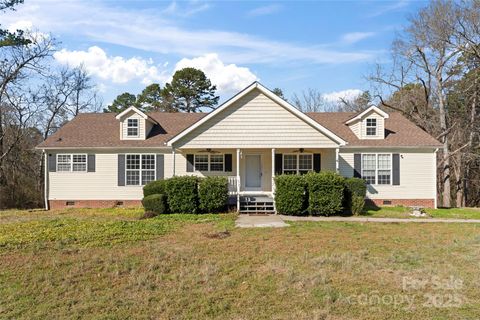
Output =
[
  {"x1": 292, "y1": 148, "x2": 313, "y2": 153},
  {"x1": 197, "y1": 148, "x2": 221, "y2": 154}
]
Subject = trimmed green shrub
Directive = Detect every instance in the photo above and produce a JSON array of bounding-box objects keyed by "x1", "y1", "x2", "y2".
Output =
[
  {"x1": 198, "y1": 176, "x2": 229, "y2": 213},
  {"x1": 142, "y1": 194, "x2": 168, "y2": 215},
  {"x1": 344, "y1": 177, "x2": 367, "y2": 215},
  {"x1": 165, "y1": 176, "x2": 198, "y2": 214},
  {"x1": 305, "y1": 171, "x2": 344, "y2": 216},
  {"x1": 143, "y1": 179, "x2": 168, "y2": 197},
  {"x1": 274, "y1": 174, "x2": 306, "y2": 215}
]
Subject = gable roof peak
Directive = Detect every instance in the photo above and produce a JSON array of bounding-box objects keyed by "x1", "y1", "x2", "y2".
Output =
[
  {"x1": 166, "y1": 81, "x2": 347, "y2": 146},
  {"x1": 115, "y1": 106, "x2": 158, "y2": 124},
  {"x1": 345, "y1": 105, "x2": 389, "y2": 124}
]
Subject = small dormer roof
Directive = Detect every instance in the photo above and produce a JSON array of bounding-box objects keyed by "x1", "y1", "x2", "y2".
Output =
[
  {"x1": 115, "y1": 106, "x2": 158, "y2": 124},
  {"x1": 345, "y1": 105, "x2": 389, "y2": 124}
]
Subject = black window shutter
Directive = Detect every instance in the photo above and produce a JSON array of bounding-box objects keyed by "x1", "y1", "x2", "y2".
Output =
[
  {"x1": 354, "y1": 154, "x2": 362, "y2": 178},
  {"x1": 313, "y1": 154, "x2": 321, "y2": 172},
  {"x1": 224, "y1": 154, "x2": 233, "y2": 172},
  {"x1": 156, "y1": 154, "x2": 164, "y2": 180},
  {"x1": 48, "y1": 154, "x2": 56, "y2": 172},
  {"x1": 274, "y1": 154, "x2": 283, "y2": 175},
  {"x1": 392, "y1": 154, "x2": 400, "y2": 185},
  {"x1": 87, "y1": 154, "x2": 95, "y2": 172},
  {"x1": 186, "y1": 154, "x2": 194, "y2": 172},
  {"x1": 118, "y1": 154, "x2": 125, "y2": 186}
]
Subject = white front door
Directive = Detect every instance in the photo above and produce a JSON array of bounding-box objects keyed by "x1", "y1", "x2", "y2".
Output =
[{"x1": 245, "y1": 155, "x2": 262, "y2": 190}]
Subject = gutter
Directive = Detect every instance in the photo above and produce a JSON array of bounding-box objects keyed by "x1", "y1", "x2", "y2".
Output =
[
  {"x1": 35, "y1": 146, "x2": 173, "y2": 150},
  {"x1": 339, "y1": 145, "x2": 443, "y2": 149}
]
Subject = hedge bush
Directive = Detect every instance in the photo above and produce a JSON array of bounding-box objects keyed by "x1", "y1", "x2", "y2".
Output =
[
  {"x1": 305, "y1": 171, "x2": 344, "y2": 216},
  {"x1": 198, "y1": 176, "x2": 229, "y2": 213},
  {"x1": 274, "y1": 174, "x2": 307, "y2": 215},
  {"x1": 344, "y1": 177, "x2": 367, "y2": 215},
  {"x1": 142, "y1": 194, "x2": 168, "y2": 215},
  {"x1": 143, "y1": 179, "x2": 168, "y2": 197},
  {"x1": 165, "y1": 176, "x2": 198, "y2": 214}
]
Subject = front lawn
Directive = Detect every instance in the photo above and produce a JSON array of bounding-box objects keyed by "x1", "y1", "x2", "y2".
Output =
[
  {"x1": 1, "y1": 208, "x2": 479, "y2": 319},
  {"x1": 363, "y1": 205, "x2": 480, "y2": 219}
]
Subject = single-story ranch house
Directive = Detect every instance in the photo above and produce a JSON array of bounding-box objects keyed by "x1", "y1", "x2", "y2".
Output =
[{"x1": 37, "y1": 82, "x2": 442, "y2": 212}]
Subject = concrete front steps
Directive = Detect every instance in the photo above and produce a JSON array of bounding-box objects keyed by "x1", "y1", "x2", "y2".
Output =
[{"x1": 239, "y1": 195, "x2": 275, "y2": 214}]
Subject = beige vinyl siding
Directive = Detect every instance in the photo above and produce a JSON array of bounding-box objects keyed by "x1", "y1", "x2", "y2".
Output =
[
  {"x1": 165, "y1": 149, "x2": 238, "y2": 178},
  {"x1": 175, "y1": 89, "x2": 339, "y2": 148},
  {"x1": 49, "y1": 149, "x2": 169, "y2": 200},
  {"x1": 121, "y1": 112, "x2": 146, "y2": 140},
  {"x1": 361, "y1": 111, "x2": 384, "y2": 139},
  {"x1": 339, "y1": 149, "x2": 436, "y2": 199},
  {"x1": 348, "y1": 120, "x2": 361, "y2": 139},
  {"x1": 165, "y1": 148, "x2": 337, "y2": 192}
]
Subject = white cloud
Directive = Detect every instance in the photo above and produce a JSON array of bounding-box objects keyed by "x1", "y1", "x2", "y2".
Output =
[
  {"x1": 1, "y1": 0, "x2": 377, "y2": 65},
  {"x1": 53, "y1": 46, "x2": 168, "y2": 84},
  {"x1": 247, "y1": 4, "x2": 282, "y2": 17},
  {"x1": 368, "y1": 0, "x2": 410, "y2": 17},
  {"x1": 53, "y1": 47, "x2": 256, "y2": 95},
  {"x1": 174, "y1": 53, "x2": 258, "y2": 94},
  {"x1": 7, "y1": 19, "x2": 33, "y2": 32},
  {"x1": 341, "y1": 32, "x2": 376, "y2": 45},
  {"x1": 323, "y1": 89, "x2": 363, "y2": 103},
  {"x1": 162, "y1": 1, "x2": 210, "y2": 17},
  {"x1": 7, "y1": 19, "x2": 49, "y2": 41}
]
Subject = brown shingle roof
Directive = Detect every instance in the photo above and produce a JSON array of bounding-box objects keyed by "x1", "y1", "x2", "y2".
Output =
[
  {"x1": 37, "y1": 112, "x2": 206, "y2": 148},
  {"x1": 307, "y1": 112, "x2": 442, "y2": 147},
  {"x1": 37, "y1": 111, "x2": 441, "y2": 149}
]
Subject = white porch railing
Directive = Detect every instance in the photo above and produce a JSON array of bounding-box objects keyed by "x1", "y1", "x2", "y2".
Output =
[{"x1": 227, "y1": 176, "x2": 238, "y2": 195}]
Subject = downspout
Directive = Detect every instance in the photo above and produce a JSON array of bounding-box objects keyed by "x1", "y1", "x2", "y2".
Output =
[
  {"x1": 335, "y1": 147, "x2": 340, "y2": 173},
  {"x1": 271, "y1": 148, "x2": 276, "y2": 214},
  {"x1": 172, "y1": 148, "x2": 176, "y2": 177},
  {"x1": 43, "y1": 150, "x2": 49, "y2": 210},
  {"x1": 434, "y1": 148, "x2": 438, "y2": 209}
]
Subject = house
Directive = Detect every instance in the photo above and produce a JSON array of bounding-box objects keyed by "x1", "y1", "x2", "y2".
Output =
[{"x1": 36, "y1": 82, "x2": 442, "y2": 212}]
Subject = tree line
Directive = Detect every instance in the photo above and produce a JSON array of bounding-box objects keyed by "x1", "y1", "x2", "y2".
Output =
[
  {"x1": 104, "y1": 67, "x2": 219, "y2": 113},
  {"x1": 1, "y1": 0, "x2": 480, "y2": 209}
]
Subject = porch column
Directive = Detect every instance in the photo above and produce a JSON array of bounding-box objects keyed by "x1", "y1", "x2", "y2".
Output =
[
  {"x1": 272, "y1": 148, "x2": 276, "y2": 213},
  {"x1": 335, "y1": 147, "x2": 339, "y2": 173},
  {"x1": 271, "y1": 148, "x2": 276, "y2": 193},
  {"x1": 236, "y1": 148, "x2": 241, "y2": 212}
]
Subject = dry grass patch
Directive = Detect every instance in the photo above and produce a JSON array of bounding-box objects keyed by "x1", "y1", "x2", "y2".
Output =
[{"x1": 0, "y1": 209, "x2": 479, "y2": 319}]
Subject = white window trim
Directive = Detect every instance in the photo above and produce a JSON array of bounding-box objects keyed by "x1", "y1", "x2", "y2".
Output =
[
  {"x1": 365, "y1": 118, "x2": 377, "y2": 136},
  {"x1": 125, "y1": 154, "x2": 156, "y2": 186},
  {"x1": 126, "y1": 118, "x2": 139, "y2": 137},
  {"x1": 361, "y1": 153, "x2": 392, "y2": 185},
  {"x1": 194, "y1": 154, "x2": 225, "y2": 172},
  {"x1": 282, "y1": 153, "x2": 313, "y2": 175},
  {"x1": 56, "y1": 154, "x2": 88, "y2": 173}
]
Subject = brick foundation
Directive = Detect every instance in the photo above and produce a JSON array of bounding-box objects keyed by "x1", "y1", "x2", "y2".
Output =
[
  {"x1": 49, "y1": 200, "x2": 142, "y2": 210},
  {"x1": 365, "y1": 198, "x2": 435, "y2": 208}
]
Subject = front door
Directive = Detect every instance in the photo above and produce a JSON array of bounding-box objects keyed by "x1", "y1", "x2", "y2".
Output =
[{"x1": 245, "y1": 155, "x2": 262, "y2": 190}]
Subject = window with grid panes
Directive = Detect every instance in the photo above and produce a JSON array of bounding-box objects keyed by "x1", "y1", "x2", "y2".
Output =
[
  {"x1": 362, "y1": 154, "x2": 376, "y2": 184},
  {"x1": 366, "y1": 118, "x2": 377, "y2": 136}
]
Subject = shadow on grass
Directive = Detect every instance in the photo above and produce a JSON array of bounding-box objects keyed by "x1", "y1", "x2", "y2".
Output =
[{"x1": 359, "y1": 204, "x2": 381, "y2": 216}]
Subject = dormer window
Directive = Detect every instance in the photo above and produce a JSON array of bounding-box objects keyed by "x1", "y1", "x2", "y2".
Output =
[
  {"x1": 366, "y1": 118, "x2": 377, "y2": 136},
  {"x1": 127, "y1": 119, "x2": 139, "y2": 137}
]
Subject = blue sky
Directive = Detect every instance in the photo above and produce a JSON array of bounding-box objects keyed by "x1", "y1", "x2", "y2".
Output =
[{"x1": 3, "y1": 0, "x2": 427, "y2": 105}]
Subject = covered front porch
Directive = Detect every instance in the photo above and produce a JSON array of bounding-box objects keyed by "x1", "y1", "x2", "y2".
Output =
[{"x1": 173, "y1": 147, "x2": 340, "y2": 212}]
